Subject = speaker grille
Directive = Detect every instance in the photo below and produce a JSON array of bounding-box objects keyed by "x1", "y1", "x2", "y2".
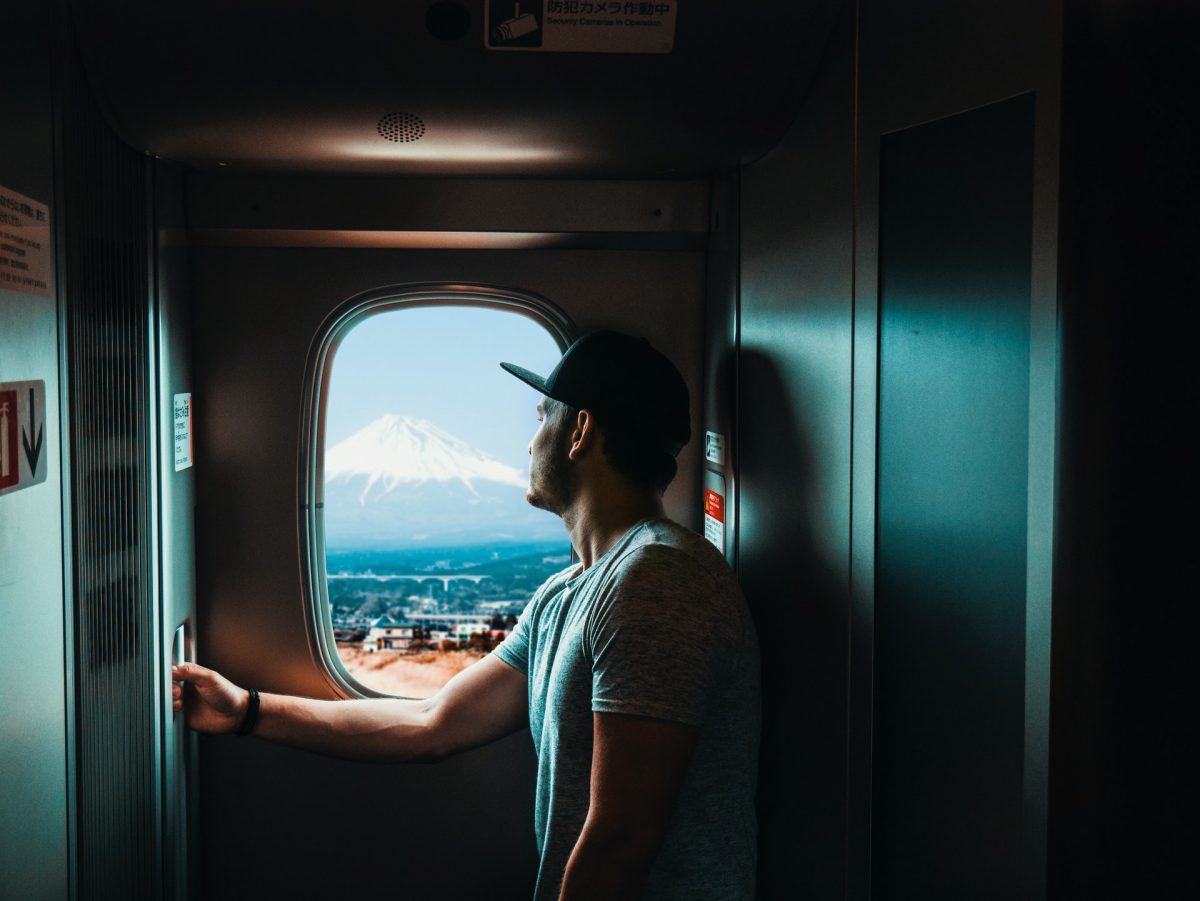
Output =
[{"x1": 377, "y1": 111, "x2": 426, "y2": 142}]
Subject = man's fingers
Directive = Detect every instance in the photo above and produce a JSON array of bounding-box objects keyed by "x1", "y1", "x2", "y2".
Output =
[{"x1": 172, "y1": 661, "x2": 211, "y2": 683}]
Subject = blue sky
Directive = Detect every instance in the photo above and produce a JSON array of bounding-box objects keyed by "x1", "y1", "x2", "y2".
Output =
[{"x1": 325, "y1": 306, "x2": 565, "y2": 469}]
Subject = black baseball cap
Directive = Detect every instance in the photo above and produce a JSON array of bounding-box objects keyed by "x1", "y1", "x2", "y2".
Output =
[{"x1": 501, "y1": 330, "x2": 690, "y2": 456}]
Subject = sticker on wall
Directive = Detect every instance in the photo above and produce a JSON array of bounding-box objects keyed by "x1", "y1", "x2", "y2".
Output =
[
  {"x1": 0, "y1": 185, "x2": 52, "y2": 298},
  {"x1": 0, "y1": 380, "x2": 47, "y2": 497},
  {"x1": 485, "y1": 1, "x2": 677, "y2": 54},
  {"x1": 705, "y1": 430, "x2": 725, "y2": 465},
  {"x1": 173, "y1": 393, "x2": 193, "y2": 471},
  {"x1": 703, "y1": 483, "x2": 725, "y2": 554}
]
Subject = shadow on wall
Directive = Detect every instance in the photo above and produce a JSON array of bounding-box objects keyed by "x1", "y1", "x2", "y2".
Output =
[{"x1": 735, "y1": 349, "x2": 849, "y2": 898}]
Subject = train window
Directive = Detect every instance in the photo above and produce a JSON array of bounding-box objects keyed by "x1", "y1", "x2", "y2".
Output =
[{"x1": 308, "y1": 292, "x2": 573, "y2": 699}]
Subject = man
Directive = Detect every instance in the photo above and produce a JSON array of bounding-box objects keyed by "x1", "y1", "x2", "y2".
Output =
[{"x1": 173, "y1": 330, "x2": 761, "y2": 901}]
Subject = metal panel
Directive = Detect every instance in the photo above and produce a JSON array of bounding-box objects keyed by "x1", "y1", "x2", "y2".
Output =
[
  {"x1": 700, "y1": 170, "x2": 739, "y2": 568},
  {"x1": 0, "y1": 3, "x2": 70, "y2": 898},
  {"x1": 153, "y1": 160, "x2": 198, "y2": 901},
  {"x1": 736, "y1": 2, "x2": 1062, "y2": 897},
  {"x1": 854, "y1": 3, "x2": 1061, "y2": 898},
  {"x1": 185, "y1": 175, "x2": 711, "y2": 236},
  {"x1": 738, "y1": 6, "x2": 856, "y2": 895},
  {"x1": 872, "y1": 95, "x2": 1034, "y2": 900}
]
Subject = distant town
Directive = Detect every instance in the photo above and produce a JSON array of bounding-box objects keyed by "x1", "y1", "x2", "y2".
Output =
[{"x1": 328, "y1": 541, "x2": 571, "y2": 657}]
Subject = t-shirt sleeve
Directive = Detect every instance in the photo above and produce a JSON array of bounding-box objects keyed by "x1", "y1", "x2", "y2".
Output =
[
  {"x1": 586, "y1": 545, "x2": 733, "y2": 727},
  {"x1": 492, "y1": 597, "x2": 534, "y2": 677}
]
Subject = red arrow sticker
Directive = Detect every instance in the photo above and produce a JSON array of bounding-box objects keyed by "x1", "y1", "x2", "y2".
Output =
[{"x1": 0, "y1": 379, "x2": 47, "y2": 497}]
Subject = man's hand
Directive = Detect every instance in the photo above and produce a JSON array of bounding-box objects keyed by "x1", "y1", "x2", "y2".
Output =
[
  {"x1": 172, "y1": 662, "x2": 250, "y2": 734},
  {"x1": 558, "y1": 712, "x2": 701, "y2": 901}
]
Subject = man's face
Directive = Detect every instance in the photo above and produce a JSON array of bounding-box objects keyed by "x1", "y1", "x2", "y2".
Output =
[{"x1": 526, "y1": 398, "x2": 576, "y2": 515}]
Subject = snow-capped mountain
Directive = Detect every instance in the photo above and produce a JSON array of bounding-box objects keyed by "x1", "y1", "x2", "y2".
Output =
[
  {"x1": 326, "y1": 414, "x2": 527, "y2": 500},
  {"x1": 323, "y1": 415, "x2": 562, "y2": 548}
]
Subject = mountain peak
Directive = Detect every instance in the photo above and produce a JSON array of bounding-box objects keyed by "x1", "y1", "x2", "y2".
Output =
[{"x1": 325, "y1": 415, "x2": 527, "y2": 500}]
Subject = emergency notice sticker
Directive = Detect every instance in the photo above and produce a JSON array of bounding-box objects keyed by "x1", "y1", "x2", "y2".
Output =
[
  {"x1": 173, "y1": 393, "x2": 193, "y2": 471},
  {"x1": 0, "y1": 185, "x2": 52, "y2": 298},
  {"x1": 703, "y1": 486, "x2": 725, "y2": 554},
  {"x1": 485, "y1": 1, "x2": 677, "y2": 54}
]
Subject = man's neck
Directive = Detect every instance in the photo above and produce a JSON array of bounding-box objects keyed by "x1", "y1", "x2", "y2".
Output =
[{"x1": 561, "y1": 481, "x2": 666, "y2": 571}]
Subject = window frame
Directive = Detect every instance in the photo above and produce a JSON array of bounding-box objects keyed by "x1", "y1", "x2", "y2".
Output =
[{"x1": 299, "y1": 283, "x2": 575, "y2": 698}]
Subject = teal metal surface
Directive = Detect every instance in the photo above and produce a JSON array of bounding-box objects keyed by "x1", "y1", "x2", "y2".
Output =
[
  {"x1": 873, "y1": 94, "x2": 1034, "y2": 900},
  {"x1": 0, "y1": 3, "x2": 71, "y2": 898}
]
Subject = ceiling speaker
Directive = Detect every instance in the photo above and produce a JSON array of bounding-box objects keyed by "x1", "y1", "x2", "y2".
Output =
[{"x1": 377, "y1": 112, "x2": 426, "y2": 143}]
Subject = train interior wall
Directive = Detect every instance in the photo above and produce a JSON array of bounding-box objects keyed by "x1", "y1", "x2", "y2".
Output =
[
  {"x1": 0, "y1": 2, "x2": 70, "y2": 896},
  {"x1": 1, "y1": 0, "x2": 1192, "y2": 899}
]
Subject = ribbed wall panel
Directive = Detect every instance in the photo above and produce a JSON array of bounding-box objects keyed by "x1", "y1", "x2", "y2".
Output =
[{"x1": 62, "y1": 38, "x2": 159, "y2": 901}]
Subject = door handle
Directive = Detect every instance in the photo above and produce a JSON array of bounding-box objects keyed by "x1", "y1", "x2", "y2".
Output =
[{"x1": 170, "y1": 621, "x2": 191, "y2": 718}]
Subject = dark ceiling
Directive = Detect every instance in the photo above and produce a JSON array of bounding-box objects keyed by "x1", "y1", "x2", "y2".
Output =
[{"x1": 74, "y1": 0, "x2": 841, "y2": 177}]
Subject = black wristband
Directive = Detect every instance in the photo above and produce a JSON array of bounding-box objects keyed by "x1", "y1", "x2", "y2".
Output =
[{"x1": 235, "y1": 688, "x2": 260, "y2": 736}]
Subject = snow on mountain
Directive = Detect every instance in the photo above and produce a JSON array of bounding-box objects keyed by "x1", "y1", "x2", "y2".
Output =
[
  {"x1": 322, "y1": 415, "x2": 561, "y2": 549},
  {"x1": 325, "y1": 414, "x2": 527, "y2": 503}
]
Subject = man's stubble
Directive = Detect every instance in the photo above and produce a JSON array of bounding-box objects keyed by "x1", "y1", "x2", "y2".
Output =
[{"x1": 526, "y1": 415, "x2": 579, "y2": 518}]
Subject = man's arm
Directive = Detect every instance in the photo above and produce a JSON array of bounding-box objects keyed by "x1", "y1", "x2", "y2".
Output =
[
  {"x1": 171, "y1": 653, "x2": 528, "y2": 763},
  {"x1": 557, "y1": 712, "x2": 700, "y2": 901}
]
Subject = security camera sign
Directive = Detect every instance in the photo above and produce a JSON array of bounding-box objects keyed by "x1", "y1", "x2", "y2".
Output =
[
  {"x1": 486, "y1": 1, "x2": 677, "y2": 54},
  {"x1": 173, "y1": 393, "x2": 193, "y2": 471},
  {"x1": 0, "y1": 380, "x2": 47, "y2": 497}
]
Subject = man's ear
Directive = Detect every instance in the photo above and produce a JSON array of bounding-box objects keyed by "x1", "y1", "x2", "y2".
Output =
[{"x1": 567, "y1": 409, "x2": 600, "y2": 461}]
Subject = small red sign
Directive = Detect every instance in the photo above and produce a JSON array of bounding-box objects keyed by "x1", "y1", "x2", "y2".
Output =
[
  {"x1": 0, "y1": 389, "x2": 17, "y2": 489},
  {"x1": 704, "y1": 487, "x2": 724, "y2": 523}
]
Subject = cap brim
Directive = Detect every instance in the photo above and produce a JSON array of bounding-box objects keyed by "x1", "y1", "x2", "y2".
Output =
[{"x1": 500, "y1": 362, "x2": 551, "y2": 395}]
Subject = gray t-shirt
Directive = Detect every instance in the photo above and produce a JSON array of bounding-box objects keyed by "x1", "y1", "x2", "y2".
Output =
[{"x1": 492, "y1": 518, "x2": 761, "y2": 901}]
